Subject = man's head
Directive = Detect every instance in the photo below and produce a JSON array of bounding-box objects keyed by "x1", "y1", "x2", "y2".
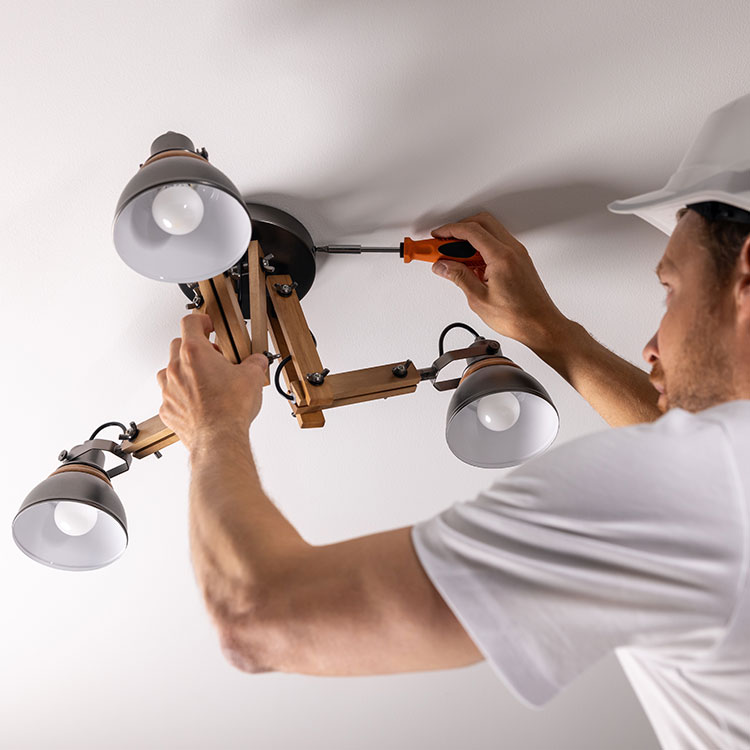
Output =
[{"x1": 642, "y1": 205, "x2": 750, "y2": 413}]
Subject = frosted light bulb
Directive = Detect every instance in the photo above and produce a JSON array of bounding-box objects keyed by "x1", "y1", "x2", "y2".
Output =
[
  {"x1": 476, "y1": 392, "x2": 521, "y2": 432},
  {"x1": 151, "y1": 183, "x2": 205, "y2": 235},
  {"x1": 54, "y1": 501, "x2": 98, "y2": 536}
]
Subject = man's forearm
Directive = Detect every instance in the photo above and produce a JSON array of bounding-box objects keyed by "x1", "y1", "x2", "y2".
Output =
[
  {"x1": 187, "y1": 430, "x2": 309, "y2": 626},
  {"x1": 533, "y1": 318, "x2": 662, "y2": 427}
]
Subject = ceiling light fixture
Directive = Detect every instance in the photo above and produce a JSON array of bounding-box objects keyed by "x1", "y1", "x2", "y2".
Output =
[
  {"x1": 13, "y1": 426, "x2": 133, "y2": 570},
  {"x1": 14, "y1": 131, "x2": 559, "y2": 571}
]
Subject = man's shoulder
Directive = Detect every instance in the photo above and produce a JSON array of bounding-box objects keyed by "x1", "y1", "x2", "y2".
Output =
[{"x1": 485, "y1": 403, "x2": 743, "y2": 519}]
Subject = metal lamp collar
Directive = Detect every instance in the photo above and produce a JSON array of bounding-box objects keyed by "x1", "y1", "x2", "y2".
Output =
[
  {"x1": 137, "y1": 132, "x2": 210, "y2": 170},
  {"x1": 58, "y1": 438, "x2": 132, "y2": 480},
  {"x1": 147, "y1": 131, "x2": 206, "y2": 159},
  {"x1": 420, "y1": 336, "x2": 504, "y2": 392}
]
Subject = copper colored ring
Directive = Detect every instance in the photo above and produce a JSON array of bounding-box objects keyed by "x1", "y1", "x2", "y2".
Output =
[
  {"x1": 141, "y1": 149, "x2": 208, "y2": 168},
  {"x1": 458, "y1": 356, "x2": 521, "y2": 384},
  {"x1": 50, "y1": 463, "x2": 113, "y2": 488}
]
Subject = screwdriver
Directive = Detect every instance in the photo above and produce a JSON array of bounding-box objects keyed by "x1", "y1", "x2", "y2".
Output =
[{"x1": 316, "y1": 238, "x2": 486, "y2": 270}]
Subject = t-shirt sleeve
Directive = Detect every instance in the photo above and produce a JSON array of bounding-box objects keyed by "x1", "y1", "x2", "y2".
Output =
[{"x1": 411, "y1": 410, "x2": 745, "y2": 708}]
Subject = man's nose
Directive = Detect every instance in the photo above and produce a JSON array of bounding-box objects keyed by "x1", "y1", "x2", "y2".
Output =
[{"x1": 642, "y1": 331, "x2": 659, "y2": 365}]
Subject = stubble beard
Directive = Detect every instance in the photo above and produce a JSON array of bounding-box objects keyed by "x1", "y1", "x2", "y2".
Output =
[{"x1": 667, "y1": 287, "x2": 736, "y2": 413}]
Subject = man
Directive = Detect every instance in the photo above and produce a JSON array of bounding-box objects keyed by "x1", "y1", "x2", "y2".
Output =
[{"x1": 156, "y1": 96, "x2": 750, "y2": 749}]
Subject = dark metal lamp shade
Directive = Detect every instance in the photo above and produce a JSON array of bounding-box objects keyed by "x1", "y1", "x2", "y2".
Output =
[
  {"x1": 12, "y1": 465, "x2": 128, "y2": 571},
  {"x1": 446, "y1": 362, "x2": 560, "y2": 468},
  {"x1": 112, "y1": 132, "x2": 252, "y2": 284}
]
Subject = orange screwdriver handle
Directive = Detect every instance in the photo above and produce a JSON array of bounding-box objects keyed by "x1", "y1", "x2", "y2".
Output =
[{"x1": 401, "y1": 238, "x2": 486, "y2": 268}]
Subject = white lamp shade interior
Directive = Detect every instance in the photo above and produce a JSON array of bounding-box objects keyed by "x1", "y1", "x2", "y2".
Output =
[
  {"x1": 12, "y1": 501, "x2": 127, "y2": 571},
  {"x1": 446, "y1": 390, "x2": 559, "y2": 468},
  {"x1": 113, "y1": 184, "x2": 251, "y2": 283}
]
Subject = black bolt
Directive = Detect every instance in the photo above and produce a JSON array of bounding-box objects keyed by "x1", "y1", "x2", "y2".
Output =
[
  {"x1": 58, "y1": 450, "x2": 68, "y2": 462},
  {"x1": 306, "y1": 368, "x2": 330, "y2": 386},
  {"x1": 274, "y1": 281, "x2": 298, "y2": 297},
  {"x1": 392, "y1": 359, "x2": 412, "y2": 378},
  {"x1": 154, "y1": 451, "x2": 163, "y2": 459}
]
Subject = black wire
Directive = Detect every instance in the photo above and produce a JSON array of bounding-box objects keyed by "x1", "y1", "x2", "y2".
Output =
[
  {"x1": 89, "y1": 422, "x2": 128, "y2": 441},
  {"x1": 274, "y1": 355, "x2": 296, "y2": 401},
  {"x1": 272, "y1": 329, "x2": 316, "y2": 402},
  {"x1": 438, "y1": 322, "x2": 481, "y2": 356}
]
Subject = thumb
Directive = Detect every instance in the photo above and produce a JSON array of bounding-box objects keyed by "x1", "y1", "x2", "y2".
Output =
[
  {"x1": 245, "y1": 353, "x2": 269, "y2": 372},
  {"x1": 432, "y1": 260, "x2": 486, "y2": 301}
]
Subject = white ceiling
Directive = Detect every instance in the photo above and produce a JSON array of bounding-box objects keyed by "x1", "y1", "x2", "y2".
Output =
[{"x1": 2, "y1": 1, "x2": 749, "y2": 747}]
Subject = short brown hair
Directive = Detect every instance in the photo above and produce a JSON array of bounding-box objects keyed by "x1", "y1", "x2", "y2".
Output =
[{"x1": 680, "y1": 205, "x2": 750, "y2": 289}]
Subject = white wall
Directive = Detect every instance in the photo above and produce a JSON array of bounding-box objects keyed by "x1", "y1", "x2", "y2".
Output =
[{"x1": 3, "y1": 1, "x2": 749, "y2": 747}]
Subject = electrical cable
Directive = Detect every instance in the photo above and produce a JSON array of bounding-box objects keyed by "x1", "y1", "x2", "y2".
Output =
[
  {"x1": 272, "y1": 329, "x2": 317, "y2": 403},
  {"x1": 275, "y1": 356, "x2": 296, "y2": 401},
  {"x1": 89, "y1": 422, "x2": 129, "y2": 441},
  {"x1": 438, "y1": 322, "x2": 480, "y2": 356}
]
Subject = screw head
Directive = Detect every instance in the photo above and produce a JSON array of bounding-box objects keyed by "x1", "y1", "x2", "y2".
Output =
[{"x1": 58, "y1": 450, "x2": 68, "y2": 461}]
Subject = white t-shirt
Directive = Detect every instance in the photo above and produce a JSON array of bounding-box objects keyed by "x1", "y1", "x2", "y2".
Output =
[{"x1": 412, "y1": 400, "x2": 750, "y2": 750}]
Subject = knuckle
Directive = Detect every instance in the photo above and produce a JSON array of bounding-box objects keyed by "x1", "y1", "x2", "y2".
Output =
[
  {"x1": 492, "y1": 253, "x2": 510, "y2": 270},
  {"x1": 181, "y1": 340, "x2": 199, "y2": 358},
  {"x1": 166, "y1": 360, "x2": 180, "y2": 377}
]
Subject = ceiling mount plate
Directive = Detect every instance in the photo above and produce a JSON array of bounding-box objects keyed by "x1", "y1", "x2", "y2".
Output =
[{"x1": 179, "y1": 202, "x2": 317, "y2": 318}]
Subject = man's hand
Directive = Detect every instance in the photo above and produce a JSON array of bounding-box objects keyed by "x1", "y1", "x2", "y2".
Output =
[
  {"x1": 156, "y1": 313, "x2": 269, "y2": 451},
  {"x1": 431, "y1": 211, "x2": 569, "y2": 353}
]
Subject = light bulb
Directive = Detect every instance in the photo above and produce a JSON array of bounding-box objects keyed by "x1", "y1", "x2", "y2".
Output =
[
  {"x1": 476, "y1": 392, "x2": 521, "y2": 432},
  {"x1": 151, "y1": 183, "x2": 205, "y2": 235},
  {"x1": 54, "y1": 501, "x2": 98, "y2": 536}
]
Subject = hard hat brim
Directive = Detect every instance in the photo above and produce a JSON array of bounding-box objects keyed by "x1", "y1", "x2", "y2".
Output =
[
  {"x1": 609, "y1": 93, "x2": 750, "y2": 236},
  {"x1": 608, "y1": 175, "x2": 750, "y2": 237}
]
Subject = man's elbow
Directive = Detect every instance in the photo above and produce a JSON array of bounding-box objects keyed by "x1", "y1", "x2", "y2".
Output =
[{"x1": 218, "y1": 621, "x2": 277, "y2": 674}]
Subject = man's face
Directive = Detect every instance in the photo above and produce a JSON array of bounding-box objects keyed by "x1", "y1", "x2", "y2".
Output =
[{"x1": 642, "y1": 209, "x2": 737, "y2": 414}]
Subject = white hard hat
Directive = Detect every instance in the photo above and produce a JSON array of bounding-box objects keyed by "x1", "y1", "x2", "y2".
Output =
[{"x1": 608, "y1": 92, "x2": 750, "y2": 236}]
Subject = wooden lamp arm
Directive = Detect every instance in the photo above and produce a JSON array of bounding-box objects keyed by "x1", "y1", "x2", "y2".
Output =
[
  {"x1": 119, "y1": 265, "x2": 263, "y2": 457},
  {"x1": 120, "y1": 240, "x2": 426, "y2": 459}
]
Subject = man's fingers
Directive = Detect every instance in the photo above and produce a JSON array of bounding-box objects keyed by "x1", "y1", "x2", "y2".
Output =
[
  {"x1": 432, "y1": 260, "x2": 488, "y2": 306},
  {"x1": 433, "y1": 211, "x2": 521, "y2": 250},
  {"x1": 460, "y1": 211, "x2": 515, "y2": 241},
  {"x1": 180, "y1": 313, "x2": 214, "y2": 342},
  {"x1": 169, "y1": 337, "x2": 181, "y2": 365},
  {"x1": 429, "y1": 221, "x2": 500, "y2": 264},
  {"x1": 250, "y1": 353, "x2": 269, "y2": 371},
  {"x1": 432, "y1": 212, "x2": 495, "y2": 237}
]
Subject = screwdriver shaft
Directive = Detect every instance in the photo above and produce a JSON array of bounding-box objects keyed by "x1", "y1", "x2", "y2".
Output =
[{"x1": 316, "y1": 245, "x2": 400, "y2": 254}]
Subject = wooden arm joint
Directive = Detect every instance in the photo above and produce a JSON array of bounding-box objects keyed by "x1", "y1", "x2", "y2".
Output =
[
  {"x1": 265, "y1": 273, "x2": 334, "y2": 410},
  {"x1": 122, "y1": 243, "x2": 273, "y2": 457},
  {"x1": 288, "y1": 362, "x2": 421, "y2": 415},
  {"x1": 121, "y1": 245, "x2": 422, "y2": 451}
]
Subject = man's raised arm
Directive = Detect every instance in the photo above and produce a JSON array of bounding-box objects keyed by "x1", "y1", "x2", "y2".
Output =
[
  {"x1": 430, "y1": 212, "x2": 662, "y2": 427},
  {"x1": 188, "y1": 431, "x2": 484, "y2": 676},
  {"x1": 155, "y1": 313, "x2": 483, "y2": 676}
]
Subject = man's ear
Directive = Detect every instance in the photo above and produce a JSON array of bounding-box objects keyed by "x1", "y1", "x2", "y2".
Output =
[{"x1": 736, "y1": 233, "x2": 750, "y2": 326}]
